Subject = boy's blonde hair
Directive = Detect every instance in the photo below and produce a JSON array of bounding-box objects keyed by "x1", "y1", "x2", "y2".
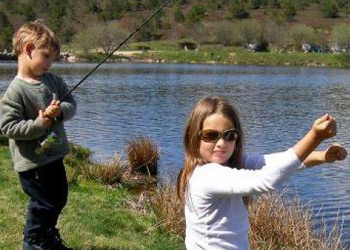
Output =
[{"x1": 12, "y1": 20, "x2": 60, "y2": 57}]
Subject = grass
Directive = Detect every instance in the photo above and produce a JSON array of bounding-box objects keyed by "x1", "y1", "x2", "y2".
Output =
[
  {"x1": 125, "y1": 41, "x2": 350, "y2": 68},
  {"x1": 0, "y1": 143, "x2": 184, "y2": 250},
  {"x1": 0, "y1": 136, "x2": 346, "y2": 249}
]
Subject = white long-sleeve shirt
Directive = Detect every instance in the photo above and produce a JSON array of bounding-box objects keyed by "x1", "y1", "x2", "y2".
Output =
[{"x1": 185, "y1": 148, "x2": 302, "y2": 250}]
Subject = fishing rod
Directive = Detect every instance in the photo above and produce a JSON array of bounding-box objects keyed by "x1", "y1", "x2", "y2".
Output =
[
  {"x1": 60, "y1": 0, "x2": 171, "y2": 101},
  {"x1": 36, "y1": 0, "x2": 171, "y2": 155}
]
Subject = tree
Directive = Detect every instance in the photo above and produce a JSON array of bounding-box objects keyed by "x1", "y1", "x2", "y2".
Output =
[
  {"x1": 74, "y1": 21, "x2": 128, "y2": 55},
  {"x1": 250, "y1": 0, "x2": 262, "y2": 9},
  {"x1": 234, "y1": 19, "x2": 262, "y2": 45},
  {"x1": 16, "y1": 2, "x2": 36, "y2": 21},
  {"x1": 331, "y1": 24, "x2": 350, "y2": 52},
  {"x1": 47, "y1": 0, "x2": 68, "y2": 41},
  {"x1": 185, "y1": 5, "x2": 206, "y2": 24},
  {"x1": 321, "y1": 0, "x2": 339, "y2": 18},
  {"x1": 0, "y1": 10, "x2": 14, "y2": 51},
  {"x1": 262, "y1": 21, "x2": 286, "y2": 51},
  {"x1": 287, "y1": 24, "x2": 315, "y2": 50},
  {"x1": 188, "y1": 23, "x2": 209, "y2": 49},
  {"x1": 212, "y1": 21, "x2": 235, "y2": 46},
  {"x1": 174, "y1": 6, "x2": 185, "y2": 23},
  {"x1": 229, "y1": 0, "x2": 250, "y2": 19},
  {"x1": 284, "y1": 1, "x2": 297, "y2": 20}
]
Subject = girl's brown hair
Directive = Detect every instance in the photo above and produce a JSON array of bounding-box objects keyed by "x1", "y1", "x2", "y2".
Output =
[{"x1": 177, "y1": 96, "x2": 245, "y2": 202}]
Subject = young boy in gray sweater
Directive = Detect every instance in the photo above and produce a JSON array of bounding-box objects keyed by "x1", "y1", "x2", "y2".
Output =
[{"x1": 0, "y1": 20, "x2": 76, "y2": 250}]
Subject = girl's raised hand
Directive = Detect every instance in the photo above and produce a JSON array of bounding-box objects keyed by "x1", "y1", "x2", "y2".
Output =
[
  {"x1": 325, "y1": 143, "x2": 348, "y2": 163},
  {"x1": 312, "y1": 114, "x2": 337, "y2": 141}
]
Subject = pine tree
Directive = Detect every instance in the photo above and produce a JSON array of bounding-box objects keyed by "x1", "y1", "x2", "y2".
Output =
[
  {"x1": 230, "y1": 0, "x2": 250, "y2": 19},
  {"x1": 0, "y1": 10, "x2": 14, "y2": 51},
  {"x1": 284, "y1": 1, "x2": 297, "y2": 20},
  {"x1": 322, "y1": 0, "x2": 339, "y2": 18}
]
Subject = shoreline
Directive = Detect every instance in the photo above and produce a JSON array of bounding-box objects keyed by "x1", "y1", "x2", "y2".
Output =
[{"x1": 2, "y1": 50, "x2": 350, "y2": 68}]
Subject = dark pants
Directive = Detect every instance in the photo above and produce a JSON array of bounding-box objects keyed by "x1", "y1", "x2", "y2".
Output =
[{"x1": 19, "y1": 158, "x2": 68, "y2": 239}]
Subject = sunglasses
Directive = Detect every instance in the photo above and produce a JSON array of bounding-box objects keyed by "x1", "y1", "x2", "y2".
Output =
[{"x1": 198, "y1": 129, "x2": 239, "y2": 143}]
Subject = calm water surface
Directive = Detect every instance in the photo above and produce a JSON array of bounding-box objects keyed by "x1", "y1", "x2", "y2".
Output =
[{"x1": 1, "y1": 61, "x2": 350, "y2": 245}]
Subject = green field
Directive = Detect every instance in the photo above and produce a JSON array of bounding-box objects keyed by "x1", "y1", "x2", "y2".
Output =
[{"x1": 0, "y1": 143, "x2": 184, "y2": 250}]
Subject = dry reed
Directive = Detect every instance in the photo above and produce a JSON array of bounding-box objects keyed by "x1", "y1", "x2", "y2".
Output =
[
  {"x1": 125, "y1": 136, "x2": 160, "y2": 176},
  {"x1": 83, "y1": 155, "x2": 127, "y2": 186},
  {"x1": 146, "y1": 186, "x2": 345, "y2": 249},
  {"x1": 249, "y1": 192, "x2": 345, "y2": 250},
  {"x1": 148, "y1": 184, "x2": 185, "y2": 237}
]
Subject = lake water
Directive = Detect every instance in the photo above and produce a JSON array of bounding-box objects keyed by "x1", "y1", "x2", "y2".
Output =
[{"x1": 1, "y1": 61, "x2": 350, "y2": 245}]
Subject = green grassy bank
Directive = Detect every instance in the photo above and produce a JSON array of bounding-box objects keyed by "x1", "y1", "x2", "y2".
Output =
[
  {"x1": 0, "y1": 142, "x2": 184, "y2": 250},
  {"x1": 109, "y1": 42, "x2": 350, "y2": 68}
]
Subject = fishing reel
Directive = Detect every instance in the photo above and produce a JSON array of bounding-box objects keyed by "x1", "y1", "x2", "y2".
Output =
[{"x1": 35, "y1": 131, "x2": 61, "y2": 156}]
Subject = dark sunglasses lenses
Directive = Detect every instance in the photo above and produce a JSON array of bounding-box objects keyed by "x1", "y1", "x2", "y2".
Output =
[{"x1": 200, "y1": 129, "x2": 238, "y2": 142}]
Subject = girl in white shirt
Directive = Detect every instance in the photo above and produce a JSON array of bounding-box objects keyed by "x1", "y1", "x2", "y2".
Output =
[{"x1": 177, "y1": 96, "x2": 347, "y2": 250}]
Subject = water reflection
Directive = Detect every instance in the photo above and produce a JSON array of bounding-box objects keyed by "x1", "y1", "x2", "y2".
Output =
[{"x1": 0, "y1": 62, "x2": 349, "y2": 244}]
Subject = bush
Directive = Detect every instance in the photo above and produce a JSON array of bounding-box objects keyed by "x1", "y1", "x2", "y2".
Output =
[
  {"x1": 234, "y1": 20, "x2": 262, "y2": 45},
  {"x1": 125, "y1": 136, "x2": 160, "y2": 176},
  {"x1": 64, "y1": 142, "x2": 92, "y2": 184},
  {"x1": 331, "y1": 24, "x2": 350, "y2": 52},
  {"x1": 322, "y1": 0, "x2": 339, "y2": 18},
  {"x1": 287, "y1": 24, "x2": 315, "y2": 50},
  {"x1": 0, "y1": 132, "x2": 8, "y2": 146},
  {"x1": 230, "y1": 0, "x2": 250, "y2": 19},
  {"x1": 284, "y1": 1, "x2": 297, "y2": 20},
  {"x1": 262, "y1": 22, "x2": 286, "y2": 51},
  {"x1": 212, "y1": 21, "x2": 235, "y2": 46},
  {"x1": 185, "y1": 5, "x2": 206, "y2": 24}
]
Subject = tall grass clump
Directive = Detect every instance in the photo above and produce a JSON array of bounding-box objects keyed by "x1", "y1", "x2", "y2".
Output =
[
  {"x1": 148, "y1": 184, "x2": 185, "y2": 237},
  {"x1": 64, "y1": 142, "x2": 92, "y2": 183},
  {"x1": 125, "y1": 136, "x2": 160, "y2": 176},
  {"x1": 249, "y1": 192, "x2": 345, "y2": 250},
  {"x1": 84, "y1": 155, "x2": 127, "y2": 186},
  {"x1": 145, "y1": 186, "x2": 345, "y2": 249}
]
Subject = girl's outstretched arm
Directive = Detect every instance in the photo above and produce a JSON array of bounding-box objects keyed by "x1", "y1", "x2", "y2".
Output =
[
  {"x1": 303, "y1": 143, "x2": 347, "y2": 168},
  {"x1": 293, "y1": 114, "x2": 337, "y2": 162}
]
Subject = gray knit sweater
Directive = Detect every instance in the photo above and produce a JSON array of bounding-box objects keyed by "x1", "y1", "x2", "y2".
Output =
[{"x1": 0, "y1": 72, "x2": 76, "y2": 172}]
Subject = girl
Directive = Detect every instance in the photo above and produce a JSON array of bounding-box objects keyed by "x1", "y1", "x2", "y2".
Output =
[{"x1": 177, "y1": 96, "x2": 347, "y2": 250}]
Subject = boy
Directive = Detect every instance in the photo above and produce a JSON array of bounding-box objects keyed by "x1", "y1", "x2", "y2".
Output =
[{"x1": 0, "y1": 20, "x2": 76, "y2": 250}]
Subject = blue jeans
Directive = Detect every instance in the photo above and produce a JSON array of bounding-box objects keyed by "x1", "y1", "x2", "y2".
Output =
[{"x1": 19, "y1": 158, "x2": 68, "y2": 239}]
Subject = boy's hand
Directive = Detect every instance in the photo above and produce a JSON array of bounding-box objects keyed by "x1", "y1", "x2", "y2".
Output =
[
  {"x1": 39, "y1": 110, "x2": 53, "y2": 128},
  {"x1": 325, "y1": 143, "x2": 348, "y2": 163},
  {"x1": 312, "y1": 114, "x2": 337, "y2": 141},
  {"x1": 44, "y1": 100, "x2": 61, "y2": 119}
]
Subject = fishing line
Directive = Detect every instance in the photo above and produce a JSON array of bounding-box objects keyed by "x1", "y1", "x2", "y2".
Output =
[{"x1": 60, "y1": 0, "x2": 171, "y2": 101}]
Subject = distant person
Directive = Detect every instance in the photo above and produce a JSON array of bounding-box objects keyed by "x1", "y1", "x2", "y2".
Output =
[
  {"x1": 0, "y1": 20, "x2": 76, "y2": 250},
  {"x1": 177, "y1": 96, "x2": 347, "y2": 250}
]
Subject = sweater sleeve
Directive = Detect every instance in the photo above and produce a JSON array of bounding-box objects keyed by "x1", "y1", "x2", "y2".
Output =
[
  {"x1": 0, "y1": 87, "x2": 47, "y2": 140},
  {"x1": 56, "y1": 76, "x2": 76, "y2": 122},
  {"x1": 193, "y1": 148, "x2": 301, "y2": 197}
]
